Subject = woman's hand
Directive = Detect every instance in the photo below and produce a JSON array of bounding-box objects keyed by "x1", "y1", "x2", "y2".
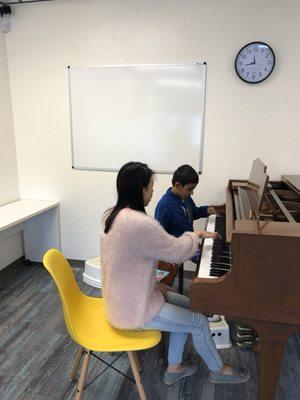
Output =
[
  {"x1": 157, "y1": 281, "x2": 176, "y2": 295},
  {"x1": 195, "y1": 230, "x2": 221, "y2": 239}
]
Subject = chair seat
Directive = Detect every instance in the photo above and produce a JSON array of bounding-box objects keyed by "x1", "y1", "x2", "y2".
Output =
[{"x1": 71, "y1": 295, "x2": 161, "y2": 352}]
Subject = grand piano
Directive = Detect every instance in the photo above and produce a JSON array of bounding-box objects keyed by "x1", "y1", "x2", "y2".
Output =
[{"x1": 190, "y1": 159, "x2": 300, "y2": 400}]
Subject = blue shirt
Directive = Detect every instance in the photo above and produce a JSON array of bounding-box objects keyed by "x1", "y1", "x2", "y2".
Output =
[{"x1": 155, "y1": 188, "x2": 209, "y2": 237}]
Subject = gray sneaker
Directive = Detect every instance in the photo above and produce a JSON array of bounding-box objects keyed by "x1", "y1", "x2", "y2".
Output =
[
  {"x1": 163, "y1": 363, "x2": 198, "y2": 385},
  {"x1": 208, "y1": 367, "x2": 251, "y2": 384}
]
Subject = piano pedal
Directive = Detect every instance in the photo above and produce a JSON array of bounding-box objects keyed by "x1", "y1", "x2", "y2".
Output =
[
  {"x1": 236, "y1": 323, "x2": 258, "y2": 337},
  {"x1": 236, "y1": 341, "x2": 254, "y2": 350},
  {"x1": 235, "y1": 322, "x2": 255, "y2": 332},
  {"x1": 236, "y1": 332, "x2": 254, "y2": 340},
  {"x1": 229, "y1": 321, "x2": 258, "y2": 351},
  {"x1": 236, "y1": 326, "x2": 253, "y2": 333}
]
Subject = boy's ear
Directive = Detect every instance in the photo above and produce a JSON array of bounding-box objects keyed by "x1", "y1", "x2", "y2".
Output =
[{"x1": 174, "y1": 182, "x2": 183, "y2": 189}]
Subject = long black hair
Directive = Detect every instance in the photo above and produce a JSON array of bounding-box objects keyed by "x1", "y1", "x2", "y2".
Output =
[{"x1": 104, "y1": 161, "x2": 153, "y2": 233}]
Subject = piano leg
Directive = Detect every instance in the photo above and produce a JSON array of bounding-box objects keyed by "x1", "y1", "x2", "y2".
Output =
[
  {"x1": 236, "y1": 318, "x2": 299, "y2": 400},
  {"x1": 259, "y1": 334, "x2": 286, "y2": 400}
]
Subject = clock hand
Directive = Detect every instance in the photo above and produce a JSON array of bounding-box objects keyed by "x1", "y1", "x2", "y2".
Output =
[
  {"x1": 252, "y1": 56, "x2": 265, "y2": 67},
  {"x1": 243, "y1": 56, "x2": 255, "y2": 66},
  {"x1": 244, "y1": 57, "x2": 266, "y2": 67},
  {"x1": 253, "y1": 55, "x2": 268, "y2": 67}
]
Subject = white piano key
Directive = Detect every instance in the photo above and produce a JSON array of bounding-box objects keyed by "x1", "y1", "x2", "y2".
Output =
[
  {"x1": 197, "y1": 213, "x2": 222, "y2": 323},
  {"x1": 198, "y1": 214, "x2": 217, "y2": 279}
]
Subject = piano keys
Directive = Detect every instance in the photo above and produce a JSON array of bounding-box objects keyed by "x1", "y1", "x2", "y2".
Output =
[
  {"x1": 198, "y1": 214, "x2": 232, "y2": 278},
  {"x1": 197, "y1": 214, "x2": 217, "y2": 279},
  {"x1": 190, "y1": 159, "x2": 300, "y2": 400}
]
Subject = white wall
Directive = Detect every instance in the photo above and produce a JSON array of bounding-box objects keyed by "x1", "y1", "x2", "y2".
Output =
[
  {"x1": 5, "y1": 0, "x2": 300, "y2": 260},
  {"x1": 0, "y1": 30, "x2": 22, "y2": 269}
]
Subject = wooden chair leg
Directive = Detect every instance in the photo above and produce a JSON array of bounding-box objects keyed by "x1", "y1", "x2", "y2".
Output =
[
  {"x1": 158, "y1": 332, "x2": 167, "y2": 365},
  {"x1": 69, "y1": 345, "x2": 84, "y2": 381},
  {"x1": 132, "y1": 351, "x2": 142, "y2": 372},
  {"x1": 75, "y1": 350, "x2": 91, "y2": 400},
  {"x1": 178, "y1": 263, "x2": 184, "y2": 294},
  {"x1": 128, "y1": 351, "x2": 147, "y2": 400}
]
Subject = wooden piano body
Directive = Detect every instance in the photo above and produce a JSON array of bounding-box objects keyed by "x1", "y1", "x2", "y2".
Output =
[{"x1": 190, "y1": 163, "x2": 300, "y2": 400}]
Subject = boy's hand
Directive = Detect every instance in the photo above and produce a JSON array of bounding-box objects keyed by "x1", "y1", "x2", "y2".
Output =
[{"x1": 208, "y1": 204, "x2": 226, "y2": 215}]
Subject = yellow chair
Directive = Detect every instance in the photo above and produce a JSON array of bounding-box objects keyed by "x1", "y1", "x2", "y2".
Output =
[{"x1": 43, "y1": 249, "x2": 161, "y2": 400}]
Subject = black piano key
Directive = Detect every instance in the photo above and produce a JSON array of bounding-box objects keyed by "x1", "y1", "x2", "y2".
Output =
[
  {"x1": 209, "y1": 214, "x2": 232, "y2": 278},
  {"x1": 212, "y1": 249, "x2": 230, "y2": 255},
  {"x1": 212, "y1": 254, "x2": 232, "y2": 260},
  {"x1": 210, "y1": 270, "x2": 227, "y2": 277},
  {"x1": 211, "y1": 262, "x2": 231, "y2": 268},
  {"x1": 210, "y1": 266, "x2": 230, "y2": 272},
  {"x1": 211, "y1": 261, "x2": 231, "y2": 267},
  {"x1": 211, "y1": 258, "x2": 232, "y2": 264}
]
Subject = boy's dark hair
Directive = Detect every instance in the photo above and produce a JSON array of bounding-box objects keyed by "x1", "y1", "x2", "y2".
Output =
[
  {"x1": 172, "y1": 164, "x2": 199, "y2": 186},
  {"x1": 104, "y1": 161, "x2": 153, "y2": 233}
]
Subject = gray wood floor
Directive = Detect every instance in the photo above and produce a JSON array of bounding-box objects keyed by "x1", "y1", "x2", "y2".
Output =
[{"x1": 0, "y1": 261, "x2": 300, "y2": 400}]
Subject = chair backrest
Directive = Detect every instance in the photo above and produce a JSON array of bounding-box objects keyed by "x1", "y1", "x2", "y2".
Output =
[{"x1": 43, "y1": 248, "x2": 84, "y2": 344}]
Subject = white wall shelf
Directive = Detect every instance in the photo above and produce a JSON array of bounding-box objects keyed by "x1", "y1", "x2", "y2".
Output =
[{"x1": 0, "y1": 200, "x2": 61, "y2": 263}]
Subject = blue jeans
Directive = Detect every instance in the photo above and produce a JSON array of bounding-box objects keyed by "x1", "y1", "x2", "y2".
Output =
[{"x1": 140, "y1": 291, "x2": 223, "y2": 372}]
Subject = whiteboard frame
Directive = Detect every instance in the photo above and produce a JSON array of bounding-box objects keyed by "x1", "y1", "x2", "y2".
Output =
[{"x1": 68, "y1": 62, "x2": 207, "y2": 174}]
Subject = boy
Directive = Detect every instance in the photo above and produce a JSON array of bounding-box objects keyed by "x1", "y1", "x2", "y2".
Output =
[{"x1": 155, "y1": 164, "x2": 224, "y2": 263}]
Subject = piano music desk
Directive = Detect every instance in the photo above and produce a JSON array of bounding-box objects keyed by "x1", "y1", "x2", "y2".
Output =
[{"x1": 0, "y1": 200, "x2": 61, "y2": 263}]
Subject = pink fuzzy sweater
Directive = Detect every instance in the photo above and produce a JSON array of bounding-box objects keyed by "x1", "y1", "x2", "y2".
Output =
[{"x1": 100, "y1": 208, "x2": 199, "y2": 329}]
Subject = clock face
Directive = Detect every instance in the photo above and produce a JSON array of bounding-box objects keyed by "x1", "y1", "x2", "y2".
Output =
[{"x1": 235, "y1": 42, "x2": 275, "y2": 83}]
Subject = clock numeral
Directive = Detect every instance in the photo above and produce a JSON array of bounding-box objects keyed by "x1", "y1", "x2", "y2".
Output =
[
  {"x1": 252, "y1": 74, "x2": 256, "y2": 80},
  {"x1": 247, "y1": 49, "x2": 251, "y2": 54},
  {"x1": 264, "y1": 67, "x2": 268, "y2": 72},
  {"x1": 267, "y1": 60, "x2": 271, "y2": 65},
  {"x1": 254, "y1": 46, "x2": 258, "y2": 52},
  {"x1": 241, "y1": 68, "x2": 244, "y2": 73},
  {"x1": 259, "y1": 72, "x2": 262, "y2": 77}
]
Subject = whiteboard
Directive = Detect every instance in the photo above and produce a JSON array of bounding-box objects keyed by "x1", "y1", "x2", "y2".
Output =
[{"x1": 68, "y1": 63, "x2": 206, "y2": 173}]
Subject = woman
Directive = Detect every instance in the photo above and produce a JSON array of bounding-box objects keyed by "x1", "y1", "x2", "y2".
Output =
[{"x1": 101, "y1": 161, "x2": 250, "y2": 385}]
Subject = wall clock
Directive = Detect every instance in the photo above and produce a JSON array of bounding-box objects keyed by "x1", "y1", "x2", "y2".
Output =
[{"x1": 235, "y1": 42, "x2": 275, "y2": 83}]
